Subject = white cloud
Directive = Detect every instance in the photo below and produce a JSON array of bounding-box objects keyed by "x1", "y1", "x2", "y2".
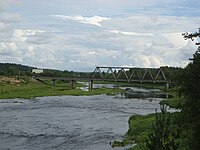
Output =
[
  {"x1": 1, "y1": 0, "x2": 200, "y2": 71},
  {"x1": 0, "y1": 0, "x2": 14, "y2": 11},
  {"x1": 6, "y1": 13, "x2": 198, "y2": 71},
  {"x1": 0, "y1": 12, "x2": 21, "y2": 23},
  {"x1": 108, "y1": 29, "x2": 153, "y2": 36},
  {"x1": 0, "y1": 42, "x2": 17, "y2": 51},
  {"x1": 0, "y1": 0, "x2": 21, "y2": 33},
  {"x1": 25, "y1": 46, "x2": 35, "y2": 58},
  {"x1": 51, "y1": 15, "x2": 110, "y2": 27},
  {"x1": 163, "y1": 32, "x2": 190, "y2": 48},
  {"x1": 0, "y1": 22, "x2": 9, "y2": 32},
  {"x1": 13, "y1": 29, "x2": 46, "y2": 42},
  {"x1": 0, "y1": 42, "x2": 17, "y2": 57},
  {"x1": 103, "y1": 15, "x2": 199, "y2": 33}
]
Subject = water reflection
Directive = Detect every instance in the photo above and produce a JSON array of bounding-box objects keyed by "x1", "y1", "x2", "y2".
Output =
[
  {"x1": 79, "y1": 82, "x2": 171, "y2": 99},
  {"x1": 78, "y1": 82, "x2": 119, "y2": 91},
  {"x1": 115, "y1": 90, "x2": 170, "y2": 100}
]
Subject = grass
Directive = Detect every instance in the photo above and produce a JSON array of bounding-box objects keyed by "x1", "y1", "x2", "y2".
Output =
[
  {"x1": 111, "y1": 114, "x2": 156, "y2": 149},
  {"x1": 0, "y1": 77, "x2": 123, "y2": 99},
  {"x1": 0, "y1": 76, "x2": 166, "y2": 99},
  {"x1": 113, "y1": 86, "x2": 184, "y2": 150},
  {"x1": 126, "y1": 114, "x2": 155, "y2": 142},
  {"x1": 112, "y1": 106, "x2": 183, "y2": 149},
  {"x1": 114, "y1": 111, "x2": 183, "y2": 150}
]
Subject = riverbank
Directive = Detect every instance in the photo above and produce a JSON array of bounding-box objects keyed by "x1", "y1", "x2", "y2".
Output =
[
  {"x1": 112, "y1": 111, "x2": 182, "y2": 150},
  {"x1": 0, "y1": 77, "x2": 123, "y2": 99},
  {"x1": 111, "y1": 86, "x2": 180, "y2": 149},
  {"x1": 112, "y1": 114, "x2": 156, "y2": 149},
  {"x1": 0, "y1": 76, "x2": 169, "y2": 99}
]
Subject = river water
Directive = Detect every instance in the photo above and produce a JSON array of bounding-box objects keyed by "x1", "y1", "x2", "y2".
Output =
[{"x1": 0, "y1": 87, "x2": 167, "y2": 150}]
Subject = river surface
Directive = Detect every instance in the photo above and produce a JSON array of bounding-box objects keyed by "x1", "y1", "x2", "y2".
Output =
[{"x1": 0, "y1": 87, "x2": 166, "y2": 150}]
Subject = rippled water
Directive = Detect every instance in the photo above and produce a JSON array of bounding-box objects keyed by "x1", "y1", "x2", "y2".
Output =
[{"x1": 0, "y1": 88, "x2": 165, "y2": 150}]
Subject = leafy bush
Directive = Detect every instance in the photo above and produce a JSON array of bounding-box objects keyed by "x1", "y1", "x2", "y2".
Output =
[{"x1": 145, "y1": 105, "x2": 179, "y2": 150}]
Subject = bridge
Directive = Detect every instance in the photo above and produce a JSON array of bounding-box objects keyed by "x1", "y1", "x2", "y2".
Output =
[{"x1": 34, "y1": 66, "x2": 170, "y2": 91}]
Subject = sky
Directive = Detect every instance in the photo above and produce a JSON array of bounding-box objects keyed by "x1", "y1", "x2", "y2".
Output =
[{"x1": 0, "y1": 0, "x2": 200, "y2": 71}]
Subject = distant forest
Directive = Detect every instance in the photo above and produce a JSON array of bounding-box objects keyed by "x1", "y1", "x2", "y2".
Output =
[
  {"x1": 0, "y1": 63, "x2": 33, "y2": 76},
  {"x1": 0, "y1": 63, "x2": 182, "y2": 82},
  {"x1": 0, "y1": 63, "x2": 91, "y2": 77}
]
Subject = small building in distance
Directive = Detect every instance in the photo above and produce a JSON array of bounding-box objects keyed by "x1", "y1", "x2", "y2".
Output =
[{"x1": 32, "y1": 69, "x2": 44, "y2": 74}]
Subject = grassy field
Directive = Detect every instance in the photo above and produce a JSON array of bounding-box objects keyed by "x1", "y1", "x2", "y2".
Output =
[{"x1": 0, "y1": 77, "x2": 123, "y2": 99}]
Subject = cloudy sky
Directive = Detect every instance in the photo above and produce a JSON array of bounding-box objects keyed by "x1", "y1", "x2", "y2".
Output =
[{"x1": 0, "y1": 0, "x2": 200, "y2": 71}]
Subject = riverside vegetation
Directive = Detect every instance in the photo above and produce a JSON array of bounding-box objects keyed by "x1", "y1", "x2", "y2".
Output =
[
  {"x1": 112, "y1": 29, "x2": 200, "y2": 150},
  {"x1": 0, "y1": 62, "x2": 180, "y2": 99},
  {"x1": 0, "y1": 77, "x2": 123, "y2": 99}
]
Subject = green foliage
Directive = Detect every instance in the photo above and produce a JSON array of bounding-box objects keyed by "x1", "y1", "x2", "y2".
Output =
[
  {"x1": 0, "y1": 63, "x2": 33, "y2": 76},
  {"x1": 180, "y1": 53, "x2": 200, "y2": 149},
  {"x1": 127, "y1": 114, "x2": 155, "y2": 142},
  {"x1": 161, "y1": 67, "x2": 183, "y2": 84},
  {"x1": 125, "y1": 110, "x2": 183, "y2": 150},
  {"x1": 111, "y1": 140, "x2": 126, "y2": 147},
  {"x1": 160, "y1": 86, "x2": 186, "y2": 109},
  {"x1": 180, "y1": 29, "x2": 200, "y2": 150},
  {"x1": 39, "y1": 69, "x2": 72, "y2": 77},
  {"x1": 122, "y1": 113, "x2": 156, "y2": 150},
  {"x1": 110, "y1": 114, "x2": 155, "y2": 149},
  {"x1": 145, "y1": 105, "x2": 179, "y2": 150},
  {"x1": 160, "y1": 96, "x2": 185, "y2": 109}
]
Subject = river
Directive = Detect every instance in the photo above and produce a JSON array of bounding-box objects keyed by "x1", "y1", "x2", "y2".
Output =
[{"x1": 0, "y1": 87, "x2": 167, "y2": 150}]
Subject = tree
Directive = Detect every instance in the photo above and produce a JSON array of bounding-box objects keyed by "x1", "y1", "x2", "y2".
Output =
[
  {"x1": 181, "y1": 28, "x2": 200, "y2": 150},
  {"x1": 145, "y1": 105, "x2": 179, "y2": 150}
]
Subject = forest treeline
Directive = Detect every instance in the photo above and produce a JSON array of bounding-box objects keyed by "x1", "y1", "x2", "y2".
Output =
[
  {"x1": 0, "y1": 63, "x2": 91, "y2": 78},
  {"x1": 0, "y1": 63, "x2": 33, "y2": 76},
  {"x1": 0, "y1": 62, "x2": 182, "y2": 82}
]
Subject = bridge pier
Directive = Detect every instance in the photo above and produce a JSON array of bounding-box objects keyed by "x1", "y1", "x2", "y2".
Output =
[
  {"x1": 165, "y1": 82, "x2": 170, "y2": 91},
  {"x1": 52, "y1": 79, "x2": 56, "y2": 86},
  {"x1": 71, "y1": 80, "x2": 75, "y2": 89},
  {"x1": 89, "y1": 80, "x2": 93, "y2": 91}
]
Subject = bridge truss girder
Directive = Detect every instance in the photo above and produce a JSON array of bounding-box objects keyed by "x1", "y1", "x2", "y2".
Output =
[{"x1": 92, "y1": 66, "x2": 167, "y2": 83}]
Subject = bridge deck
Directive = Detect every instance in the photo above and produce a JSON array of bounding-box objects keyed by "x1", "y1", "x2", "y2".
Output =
[{"x1": 34, "y1": 77, "x2": 169, "y2": 83}]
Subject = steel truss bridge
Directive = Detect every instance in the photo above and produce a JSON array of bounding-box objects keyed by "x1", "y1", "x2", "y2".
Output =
[
  {"x1": 92, "y1": 66, "x2": 168, "y2": 83},
  {"x1": 34, "y1": 66, "x2": 170, "y2": 91}
]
